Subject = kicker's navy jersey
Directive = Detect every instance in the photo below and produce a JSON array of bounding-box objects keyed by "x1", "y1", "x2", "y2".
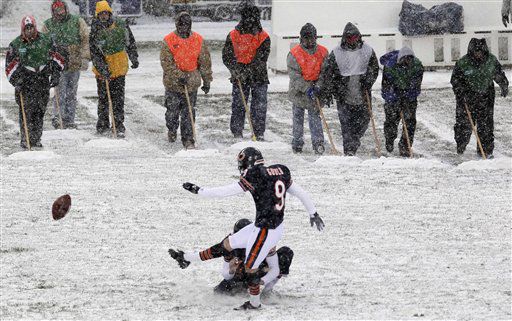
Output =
[{"x1": 238, "y1": 164, "x2": 292, "y2": 229}]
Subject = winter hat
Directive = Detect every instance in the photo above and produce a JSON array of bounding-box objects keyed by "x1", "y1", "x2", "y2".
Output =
[
  {"x1": 397, "y1": 46, "x2": 415, "y2": 62},
  {"x1": 95, "y1": 0, "x2": 113, "y2": 16},
  {"x1": 300, "y1": 23, "x2": 317, "y2": 39},
  {"x1": 51, "y1": 0, "x2": 66, "y2": 12},
  {"x1": 175, "y1": 11, "x2": 191, "y2": 25},
  {"x1": 21, "y1": 15, "x2": 37, "y2": 32}
]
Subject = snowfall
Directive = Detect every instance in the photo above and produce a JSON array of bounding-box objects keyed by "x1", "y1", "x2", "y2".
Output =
[{"x1": 1, "y1": 1, "x2": 511, "y2": 320}]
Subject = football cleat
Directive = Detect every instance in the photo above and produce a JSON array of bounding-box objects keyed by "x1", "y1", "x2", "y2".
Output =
[
  {"x1": 168, "y1": 249, "x2": 190, "y2": 269},
  {"x1": 234, "y1": 301, "x2": 261, "y2": 311}
]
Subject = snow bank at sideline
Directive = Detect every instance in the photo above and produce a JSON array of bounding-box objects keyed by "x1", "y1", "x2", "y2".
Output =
[
  {"x1": 7, "y1": 150, "x2": 60, "y2": 160},
  {"x1": 457, "y1": 157, "x2": 512, "y2": 170}
]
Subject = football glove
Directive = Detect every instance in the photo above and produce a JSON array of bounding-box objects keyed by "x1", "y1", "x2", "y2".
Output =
[
  {"x1": 183, "y1": 182, "x2": 200, "y2": 194},
  {"x1": 310, "y1": 212, "x2": 324, "y2": 231}
]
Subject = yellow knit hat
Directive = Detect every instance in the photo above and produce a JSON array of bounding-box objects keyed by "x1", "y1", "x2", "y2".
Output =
[{"x1": 95, "y1": 0, "x2": 112, "y2": 16}]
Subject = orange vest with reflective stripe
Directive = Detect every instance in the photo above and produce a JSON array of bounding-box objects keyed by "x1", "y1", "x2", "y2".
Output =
[
  {"x1": 229, "y1": 29, "x2": 269, "y2": 64},
  {"x1": 290, "y1": 44, "x2": 328, "y2": 81},
  {"x1": 164, "y1": 31, "x2": 203, "y2": 72}
]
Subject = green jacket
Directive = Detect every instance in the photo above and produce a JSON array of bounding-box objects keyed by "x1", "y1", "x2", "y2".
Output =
[
  {"x1": 5, "y1": 32, "x2": 64, "y2": 88},
  {"x1": 42, "y1": 14, "x2": 90, "y2": 71}
]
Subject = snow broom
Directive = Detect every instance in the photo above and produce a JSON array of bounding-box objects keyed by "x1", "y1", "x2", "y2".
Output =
[
  {"x1": 399, "y1": 110, "x2": 413, "y2": 158},
  {"x1": 464, "y1": 101, "x2": 486, "y2": 160},
  {"x1": 315, "y1": 97, "x2": 340, "y2": 155},
  {"x1": 237, "y1": 78, "x2": 257, "y2": 142},
  {"x1": 54, "y1": 87, "x2": 64, "y2": 129},
  {"x1": 184, "y1": 84, "x2": 197, "y2": 147},
  {"x1": 365, "y1": 90, "x2": 381, "y2": 157},
  {"x1": 19, "y1": 92, "x2": 31, "y2": 150},
  {"x1": 105, "y1": 79, "x2": 117, "y2": 139}
]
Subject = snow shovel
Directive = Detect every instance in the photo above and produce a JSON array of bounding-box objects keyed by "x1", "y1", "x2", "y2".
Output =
[
  {"x1": 315, "y1": 97, "x2": 340, "y2": 155},
  {"x1": 464, "y1": 101, "x2": 486, "y2": 160},
  {"x1": 184, "y1": 84, "x2": 197, "y2": 147},
  {"x1": 19, "y1": 92, "x2": 31, "y2": 150},
  {"x1": 236, "y1": 78, "x2": 257, "y2": 142},
  {"x1": 54, "y1": 87, "x2": 64, "y2": 129},
  {"x1": 365, "y1": 90, "x2": 381, "y2": 157},
  {"x1": 399, "y1": 110, "x2": 413, "y2": 158},
  {"x1": 105, "y1": 79, "x2": 117, "y2": 139}
]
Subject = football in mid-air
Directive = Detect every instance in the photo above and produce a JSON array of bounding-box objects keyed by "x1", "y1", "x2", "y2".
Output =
[{"x1": 52, "y1": 194, "x2": 71, "y2": 220}]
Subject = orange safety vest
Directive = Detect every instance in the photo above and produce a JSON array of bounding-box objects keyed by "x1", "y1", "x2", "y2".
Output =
[
  {"x1": 290, "y1": 44, "x2": 328, "y2": 81},
  {"x1": 229, "y1": 29, "x2": 269, "y2": 64},
  {"x1": 164, "y1": 31, "x2": 203, "y2": 72}
]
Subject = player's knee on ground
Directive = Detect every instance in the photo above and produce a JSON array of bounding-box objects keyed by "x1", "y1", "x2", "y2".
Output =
[{"x1": 277, "y1": 246, "x2": 294, "y2": 275}]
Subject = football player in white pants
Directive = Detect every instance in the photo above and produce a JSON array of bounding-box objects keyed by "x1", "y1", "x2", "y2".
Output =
[{"x1": 169, "y1": 147, "x2": 324, "y2": 310}]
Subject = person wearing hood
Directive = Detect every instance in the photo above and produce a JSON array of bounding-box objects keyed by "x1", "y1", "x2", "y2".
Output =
[
  {"x1": 5, "y1": 16, "x2": 65, "y2": 149},
  {"x1": 287, "y1": 23, "x2": 328, "y2": 155},
  {"x1": 503, "y1": 0, "x2": 511, "y2": 27},
  {"x1": 42, "y1": 0, "x2": 90, "y2": 129},
  {"x1": 450, "y1": 38, "x2": 508, "y2": 158},
  {"x1": 160, "y1": 11, "x2": 213, "y2": 149},
  {"x1": 379, "y1": 46, "x2": 424, "y2": 157},
  {"x1": 89, "y1": 0, "x2": 139, "y2": 138},
  {"x1": 317, "y1": 22, "x2": 379, "y2": 156},
  {"x1": 222, "y1": 5, "x2": 270, "y2": 141}
]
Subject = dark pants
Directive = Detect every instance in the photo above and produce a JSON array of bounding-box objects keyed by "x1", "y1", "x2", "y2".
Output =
[
  {"x1": 96, "y1": 76, "x2": 126, "y2": 133},
  {"x1": 336, "y1": 102, "x2": 370, "y2": 155},
  {"x1": 165, "y1": 89, "x2": 197, "y2": 146},
  {"x1": 15, "y1": 86, "x2": 49, "y2": 147},
  {"x1": 292, "y1": 105, "x2": 324, "y2": 149},
  {"x1": 230, "y1": 83, "x2": 268, "y2": 138},
  {"x1": 454, "y1": 92, "x2": 495, "y2": 156},
  {"x1": 384, "y1": 99, "x2": 417, "y2": 155}
]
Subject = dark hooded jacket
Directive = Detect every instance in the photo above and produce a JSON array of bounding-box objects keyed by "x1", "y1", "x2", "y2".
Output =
[
  {"x1": 451, "y1": 38, "x2": 508, "y2": 98},
  {"x1": 222, "y1": 6, "x2": 270, "y2": 85},
  {"x1": 317, "y1": 23, "x2": 379, "y2": 103},
  {"x1": 380, "y1": 47, "x2": 424, "y2": 103}
]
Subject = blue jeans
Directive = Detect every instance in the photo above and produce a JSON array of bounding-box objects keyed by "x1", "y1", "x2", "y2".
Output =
[
  {"x1": 52, "y1": 71, "x2": 80, "y2": 126},
  {"x1": 230, "y1": 83, "x2": 268, "y2": 138},
  {"x1": 337, "y1": 102, "x2": 370, "y2": 155},
  {"x1": 165, "y1": 89, "x2": 197, "y2": 145},
  {"x1": 292, "y1": 105, "x2": 324, "y2": 149}
]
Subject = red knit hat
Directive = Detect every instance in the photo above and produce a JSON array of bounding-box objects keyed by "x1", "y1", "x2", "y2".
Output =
[{"x1": 51, "y1": 1, "x2": 66, "y2": 12}]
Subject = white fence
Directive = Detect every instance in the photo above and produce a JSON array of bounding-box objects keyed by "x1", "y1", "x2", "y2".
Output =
[{"x1": 270, "y1": 0, "x2": 511, "y2": 71}]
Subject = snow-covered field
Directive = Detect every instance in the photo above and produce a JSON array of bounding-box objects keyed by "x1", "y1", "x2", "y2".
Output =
[
  {"x1": 1, "y1": 43, "x2": 511, "y2": 319},
  {"x1": 1, "y1": 1, "x2": 512, "y2": 316}
]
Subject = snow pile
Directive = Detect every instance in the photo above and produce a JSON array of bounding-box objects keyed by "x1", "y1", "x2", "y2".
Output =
[
  {"x1": 7, "y1": 150, "x2": 60, "y2": 160},
  {"x1": 457, "y1": 157, "x2": 512, "y2": 171}
]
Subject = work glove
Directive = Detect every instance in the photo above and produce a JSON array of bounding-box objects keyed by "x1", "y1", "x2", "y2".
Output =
[
  {"x1": 201, "y1": 83, "x2": 210, "y2": 94},
  {"x1": 49, "y1": 73, "x2": 61, "y2": 88},
  {"x1": 183, "y1": 182, "x2": 200, "y2": 194},
  {"x1": 98, "y1": 66, "x2": 110, "y2": 80},
  {"x1": 310, "y1": 212, "x2": 325, "y2": 231},
  {"x1": 131, "y1": 59, "x2": 139, "y2": 69},
  {"x1": 503, "y1": 14, "x2": 510, "y2": 27},
  {"x1": 306, "y1": 86, "x2": 320, "y2": 100},
  {"x1": 178, "y1": 75, "x2": 189, "y2": 86},
  {"x1": 500, "y1": 85, "x2": 509, "y2": 98}
]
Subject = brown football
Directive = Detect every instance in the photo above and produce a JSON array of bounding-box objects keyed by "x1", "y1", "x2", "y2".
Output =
[{"x1": 52, "y1": 194, "x2": 71, "y2": 220}]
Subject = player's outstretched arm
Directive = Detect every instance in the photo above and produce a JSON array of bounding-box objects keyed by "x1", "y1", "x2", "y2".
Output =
[
  {"x1": 287, "y1": 182, "x2": 325, "y2": 231},
  {"x1": 182, "y1": 181, "x2": 244, "y2": 198}
]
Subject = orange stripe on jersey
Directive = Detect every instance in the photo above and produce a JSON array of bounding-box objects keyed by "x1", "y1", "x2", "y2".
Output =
[
  {"x1": 240, "y1": 177, "x2": 254, "y2": 191},
  {"x1": 245, "y1": 228, "x2": 268, "y2": 269}
]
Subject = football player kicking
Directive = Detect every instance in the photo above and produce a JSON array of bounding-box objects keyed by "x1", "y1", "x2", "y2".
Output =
[
  {"x1": 168, "y1": 147, "x2": 324, "y2": 310},
  {"x1": 213, "y1": 218, "x2": 295, "y2": 296}
]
